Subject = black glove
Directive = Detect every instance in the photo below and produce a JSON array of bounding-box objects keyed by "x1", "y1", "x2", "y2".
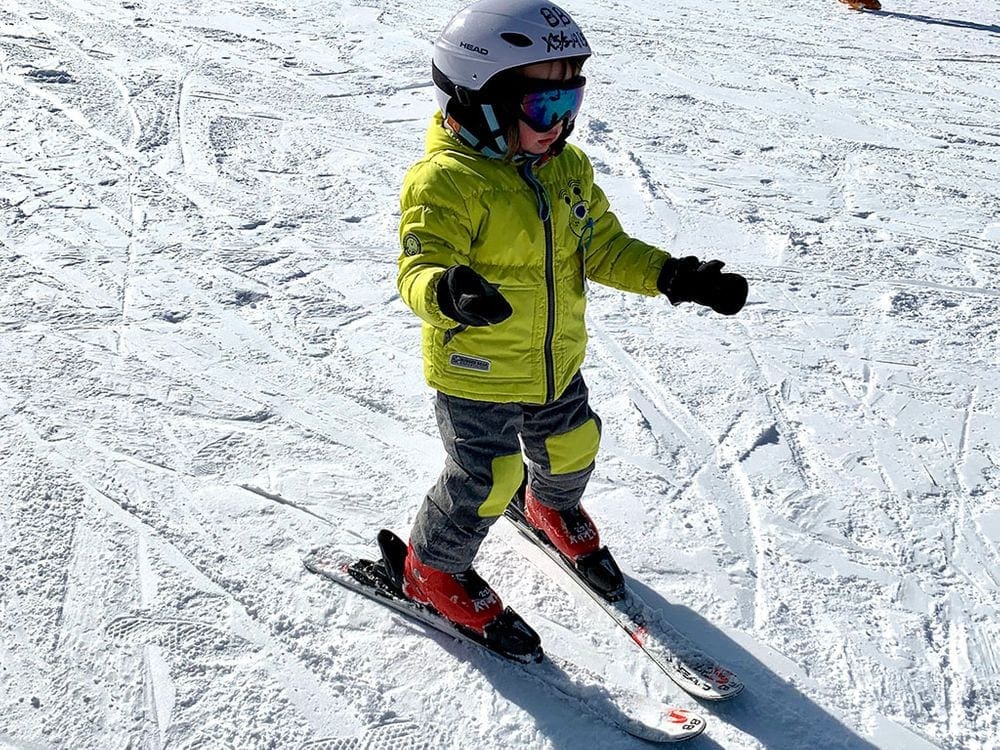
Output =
[
  {"x1": 437, "y1": 265, "x2": 513, "y2": 327},
  {"x1": 657, "y1": 256, "x2": 748, "y2": 316}
]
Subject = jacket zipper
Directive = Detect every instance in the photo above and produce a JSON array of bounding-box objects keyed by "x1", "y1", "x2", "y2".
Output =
[
  {"x1": 519, "y1": 161, "x2": 556, "y2": 403},
  {"x1": 541, "y1": 207, "x2": 556, "y2": 403}
]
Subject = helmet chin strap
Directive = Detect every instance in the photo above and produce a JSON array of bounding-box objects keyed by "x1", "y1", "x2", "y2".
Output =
[
  {"x1": 443, "y1": 108, "x2": 508, "y2": 160},
  {"x1": 481, "y1": 103, "x2": 510, "y2": 156}
]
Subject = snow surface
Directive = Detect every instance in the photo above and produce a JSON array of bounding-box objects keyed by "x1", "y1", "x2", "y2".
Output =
[{"x1": 1, "y1": 0, "x2": 998, "y2": 748}]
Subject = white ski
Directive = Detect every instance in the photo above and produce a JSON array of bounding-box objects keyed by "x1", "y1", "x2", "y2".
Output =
[
  {"x1": 305, "y1": 544, "x2": 708, "y2": 744},
  {"x1": 504, "y1": 507, "x2": 744, "y2": 702}
]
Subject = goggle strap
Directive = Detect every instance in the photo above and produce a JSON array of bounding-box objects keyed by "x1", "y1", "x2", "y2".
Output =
[{"x1": 517, "y1": 75, "x2": 586, "y2": 94}]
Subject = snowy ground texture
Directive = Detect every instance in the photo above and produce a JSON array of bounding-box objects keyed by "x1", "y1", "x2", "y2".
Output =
[{"x1": 1, "y1": 0, "x2": 998, "y2": 748}]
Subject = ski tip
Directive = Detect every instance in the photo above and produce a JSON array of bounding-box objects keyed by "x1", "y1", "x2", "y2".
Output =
[
  {"x1": 699, "y1": 667, "x2": 745, "y2": 701},
  {"x1": 661, "y1": 708, "x2": 707, "y2": 742},
  {"x1": 628, "y1": 705, "x2": 707, "y2": 744},
  {"x1": 711, "y1": 665, "x2": 744, "y2": 697}
]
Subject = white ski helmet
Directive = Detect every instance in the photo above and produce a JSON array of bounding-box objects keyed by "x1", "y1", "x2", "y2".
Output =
[{"x1": 432, "y1": 0, "x2": 592, "y2": 157}]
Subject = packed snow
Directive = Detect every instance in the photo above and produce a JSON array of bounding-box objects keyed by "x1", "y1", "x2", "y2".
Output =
[{"x1": 1, "y1": 0, "x2": 998, "y2": 748}]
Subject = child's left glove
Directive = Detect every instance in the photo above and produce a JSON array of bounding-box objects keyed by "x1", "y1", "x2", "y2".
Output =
[
  {"x1": 657, "y1": 256, "x2": 748, "y2": 316},
  {"x1": 437, "y1": 265, "x2": 513, "y2": 327}
]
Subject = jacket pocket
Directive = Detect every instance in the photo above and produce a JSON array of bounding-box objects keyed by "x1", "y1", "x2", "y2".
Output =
[{"x1": 439, "y1": 284, "x2": 543, "y2": 385}]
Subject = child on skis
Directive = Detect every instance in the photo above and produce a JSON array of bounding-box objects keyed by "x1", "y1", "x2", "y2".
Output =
[
  {"x1": 396, "y1": 0, "x2": 748, "y2": 652},
  {"x1": 839, "y1": 0, "x2": 881, "y2": 10}
]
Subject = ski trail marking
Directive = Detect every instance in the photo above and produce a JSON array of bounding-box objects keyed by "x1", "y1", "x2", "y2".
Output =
[{"x1": 300, "y1": 719, "x2": 443, "y2": 750}]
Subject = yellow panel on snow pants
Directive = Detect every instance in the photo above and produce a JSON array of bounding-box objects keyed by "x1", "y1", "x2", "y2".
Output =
[
  {"x1": 477, "y1": 452, "x2": 526, "y2": 518},
  {"x1": 544, "y1": 417, "x2": 601, "y2": 475}
]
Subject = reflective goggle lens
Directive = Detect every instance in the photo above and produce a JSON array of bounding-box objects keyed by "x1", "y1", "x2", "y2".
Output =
[{"x1": 520, "y1": 78, "x2": 586, "y2": 132}]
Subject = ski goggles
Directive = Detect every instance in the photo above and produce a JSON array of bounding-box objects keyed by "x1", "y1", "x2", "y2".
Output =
[{"x1": 517, "y1": 76, "x2": 586, "y2": 132}]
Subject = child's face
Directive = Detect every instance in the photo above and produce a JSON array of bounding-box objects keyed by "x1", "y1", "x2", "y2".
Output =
[{"x1": 517, "y1": 60, "x2": 577, "y2": 155}]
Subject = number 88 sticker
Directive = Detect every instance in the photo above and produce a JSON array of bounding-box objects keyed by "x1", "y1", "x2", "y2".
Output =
[
  {"x1": 540, "y1": 6, "x2": 573, "y2": 27},
  {"x1": 667, "y1": 709, "x2": 704, "y2": 731}
]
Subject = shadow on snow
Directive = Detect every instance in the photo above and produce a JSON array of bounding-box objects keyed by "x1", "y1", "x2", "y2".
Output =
[
  {"x1": 626, "y1": 576, "x2": 880, "y2": 750},
  {"x1": 400, "y1": 577, "x2": 878, "y2": 749},
  {"x1": 396, "y1": 618, "x2": 726, "y2": 750},
  {"x1": 874, "y1": 10, "x2": 1000, "y2": 36}
]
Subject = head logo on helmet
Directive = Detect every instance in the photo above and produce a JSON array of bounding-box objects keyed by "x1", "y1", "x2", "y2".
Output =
[
  {"x1": 432, "y1": 0, "x2": 593, "y2": 159},
  {"x1": 460, "y1": 42, "x2": 489, "y2": 56}
]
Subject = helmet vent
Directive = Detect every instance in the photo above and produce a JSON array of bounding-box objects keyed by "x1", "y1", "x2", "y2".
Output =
[{"x1": 500, "y1": 32, "x2": 534, "y2": 48}]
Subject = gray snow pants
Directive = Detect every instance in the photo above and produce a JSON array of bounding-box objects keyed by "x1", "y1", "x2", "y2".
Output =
[{"x1": 410, "y1": 371, "x2": 602, "y2": 572}]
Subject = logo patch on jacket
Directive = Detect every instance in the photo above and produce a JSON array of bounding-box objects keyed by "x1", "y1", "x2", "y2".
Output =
[
  {"x1": 560, "y1": 180, "x2": 591, "y2": 241},
  {"x1": 403, "y1": 233, "x2": 422, "y2": 256},
  {"x1": 449, "y1": 353, "x2": 491, "y2": 372}
]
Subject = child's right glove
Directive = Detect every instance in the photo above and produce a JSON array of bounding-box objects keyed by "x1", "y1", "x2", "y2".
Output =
[
  {"x1": 657, "y1": 256, "x2": 748, "y2": 316},
  {"x1": 437, "y1": 265, "x2": 513, "y2": 327}
]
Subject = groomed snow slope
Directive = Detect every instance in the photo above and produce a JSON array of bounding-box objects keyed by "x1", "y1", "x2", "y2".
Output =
[{"x1": 1, "y1": 0, "x2": 998, "y2": 748}]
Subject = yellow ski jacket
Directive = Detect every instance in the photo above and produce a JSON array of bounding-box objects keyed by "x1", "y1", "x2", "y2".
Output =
[{"x1": 398, "y1": 113, "x2": 669, "y2": 404}]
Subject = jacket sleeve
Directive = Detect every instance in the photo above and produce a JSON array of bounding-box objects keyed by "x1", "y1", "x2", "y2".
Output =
[
  {"x1": 397, "y1": 160, "x2": 475, "y2": 329},
  {"x1": 585, "y1": 180, "x2": 670, "y2": 297}
]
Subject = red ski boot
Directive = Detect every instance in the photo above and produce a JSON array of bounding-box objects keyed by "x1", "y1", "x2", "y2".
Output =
[
  {"x1": 520, "y1": 485, "x2": 625, "y2": 600},
  {"x1": 523, "y1": 485, "x2": 601, "y2": 561},
  {"x1": 402, "y1": 544, "x2": 504, "y2": 635}
]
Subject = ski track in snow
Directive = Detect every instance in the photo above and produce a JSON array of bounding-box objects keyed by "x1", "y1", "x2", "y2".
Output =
[{"x1": 1, "y1": 0, "x2": 998, "y2": 748}]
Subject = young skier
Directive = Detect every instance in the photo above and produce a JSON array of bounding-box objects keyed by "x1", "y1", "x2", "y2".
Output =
[
  {"x1": 397, "y1": 0, "x2": 748, "y2": 642},
  {"x1": 839, "y1": 0, "x2": 882, "y2": 10}
]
